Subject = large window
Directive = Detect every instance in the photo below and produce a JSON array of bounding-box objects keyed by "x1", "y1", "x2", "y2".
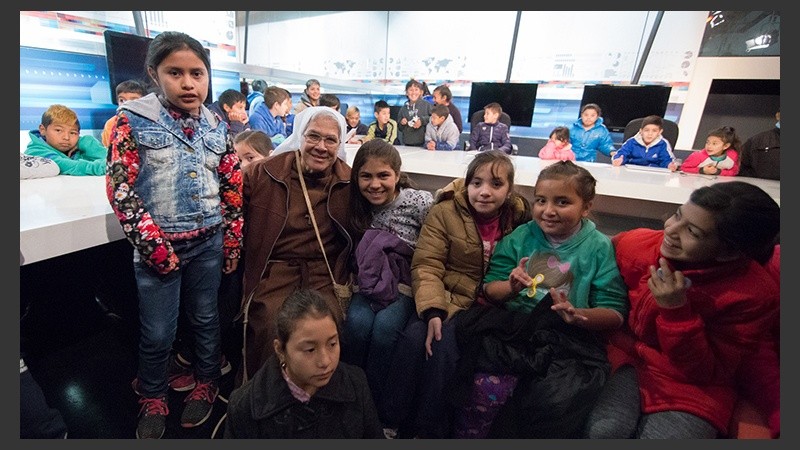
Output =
[
  {"x1": 238, "y1": 10, "x2": 709, "y2": 139},
  {"x1": 243, "y1": 11, "x2": 709, "y2": 90}
]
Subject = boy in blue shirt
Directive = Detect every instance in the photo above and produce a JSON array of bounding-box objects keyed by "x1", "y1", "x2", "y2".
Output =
[
  {"x1": 612, "y1": 115, "x2": 675, "y2": 168},
  {"x1": 249, "y1": 86, "x2": 292, "y2": 145},
  {"x1": 25, "y1": 104, "x2": 107, "y2": 176}
]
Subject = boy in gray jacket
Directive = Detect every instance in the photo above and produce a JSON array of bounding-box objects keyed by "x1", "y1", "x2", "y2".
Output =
[
  {"x1": 425, "y1": 104, "x2": 460, "y2": 151},
  {"x1": 398, "y1": 79, "x2": 433, "y2": 146}
]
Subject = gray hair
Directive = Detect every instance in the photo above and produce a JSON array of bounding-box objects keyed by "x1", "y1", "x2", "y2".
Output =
[{"x1": 271, "y1": 106, "x2": 347, "y2": 161}]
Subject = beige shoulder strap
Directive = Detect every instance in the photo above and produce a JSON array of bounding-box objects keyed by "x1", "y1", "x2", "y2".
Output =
[{"x1": 295, "y1": 151, "x2": 337, "y2": 284}]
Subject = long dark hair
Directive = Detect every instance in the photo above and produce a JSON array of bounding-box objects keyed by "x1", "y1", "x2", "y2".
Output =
[
  {"x1": 463, "y1": 150, "x2": 532, "y2": 234},
  {"x1": 275, "y1": 289, "x2": 340, "y2": 352},
  {"x1": 349, "y1": 139, "x2": 416, "y2": 238},
  {"x1": 145, "y1": 31, "x2": 210, "y2": 94},
  {"x1": 233, "y1": 130, "x2": 274, "y2": 157},
  {"x1": 706, "y1": 126, "x2": 742, "y2": 152},
  {"x1": 535, "y1": 160, "x2": 597, "y2": 204},
  {"x1": 689, "y1": 181, "x2": 779, "y2": 264}
]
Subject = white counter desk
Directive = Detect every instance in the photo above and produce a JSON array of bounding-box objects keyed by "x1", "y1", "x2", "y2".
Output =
[
  {"x1": 21, "y1": 147, "x2": 779, "y2": 265},
  {"x1": 347, "y1": 144, "x2": 780, "y2": 231},
  {"x1": 20, "y1": 175, "x2": 124, "y2": 266}
]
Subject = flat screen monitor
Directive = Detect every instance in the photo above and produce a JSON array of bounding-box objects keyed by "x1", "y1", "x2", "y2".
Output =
[
  {"x1": 104, "y1": 30, "x2": 212, "y2": 105},
  {"x1": 579, "y1": 85, "x2": 672, "y2": 133},
  {"x1": 699, "y1": 11, "x2": 780, "y2": 57},
  {"x1": 468, "y1": 82, "x2": 538, "y2": 127}
]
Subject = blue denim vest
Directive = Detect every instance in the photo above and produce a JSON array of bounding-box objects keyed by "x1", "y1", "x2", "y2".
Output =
[{"x1": 120, "y1": 94, "x2": 228, "y2": 233}]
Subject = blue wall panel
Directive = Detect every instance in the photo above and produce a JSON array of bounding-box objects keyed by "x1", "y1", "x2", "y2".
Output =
[
  {"x1": 21, "y1": 46, "x2": 243, "y2": 132},
  {"x1": 20, "y1": 47, "x2": 114, "y2": 131}
]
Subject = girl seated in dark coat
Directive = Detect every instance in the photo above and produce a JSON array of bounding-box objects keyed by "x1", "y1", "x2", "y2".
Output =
[{"x1": 224, "y1": 289, "x2": 384, "y2": 438}]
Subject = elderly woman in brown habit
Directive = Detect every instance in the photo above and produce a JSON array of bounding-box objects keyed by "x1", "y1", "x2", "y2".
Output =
[{"x1": 238, "y1": 106, "x2": 355, "y2": 383}]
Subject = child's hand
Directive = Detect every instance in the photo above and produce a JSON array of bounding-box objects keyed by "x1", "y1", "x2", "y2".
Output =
[
  {"x1": 152, "y1": 252, "x2": 180, "y2": 275},
  {"x1": 701, "y1": 165, "x2": 717, "y2": 175},
  {"x1": 426, "y1": 141, "x2": 436, "y2": 151},
  {"x1": 612, "y1": 156, "x2": 623, "y2": 166},
  {"x1": 509, "y1": 257, "x2": 531, "y2": 294},
  {"x1": 229, "y1": 111, "x2": 248, "y2": 123},
  {"x1": 400, "y1": 117, "x2": 408, "y2": 126},
  {"x1": 647, "y1": 258, "x2": 689, "y2": 308},
  {"x1": 550, "y1": 287, "x2": 588, "y2": 324},
  {"x1": 223, "y1": 257, "x2": 239, "y2": 275},
  {"x1": 425, "y1": 317, "x2": 443, "y2": 359}
]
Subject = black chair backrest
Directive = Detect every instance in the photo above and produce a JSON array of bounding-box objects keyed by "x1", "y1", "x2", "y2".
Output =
[
  {"x1": 389, "y1": 105, "x2": 403, "y2": 122},
  {"x1": 468, "y1": 109, "x2": 518, "y2": 154},
  {"x1": 623, "y1": 117, "x2": 679, "y2": 150},
  {"x1": 470, "y1": 109, "x2": 512, "y2": 129}
]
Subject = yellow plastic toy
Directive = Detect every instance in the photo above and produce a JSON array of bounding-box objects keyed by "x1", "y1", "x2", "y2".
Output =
[{"x1": 526, "y1": 273, "x2": 545, "y2": 297}]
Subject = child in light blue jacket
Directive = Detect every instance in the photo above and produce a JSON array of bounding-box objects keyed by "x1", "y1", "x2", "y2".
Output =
[{"x1": 569, "y1": 103, "x2": 617, "y2": 162}]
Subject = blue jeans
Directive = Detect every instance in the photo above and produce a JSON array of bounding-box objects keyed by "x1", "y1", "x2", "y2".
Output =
[
  {"x1": 133, "y1": 231, "x2": 223, "y2": 398},
  {"x1": 341, "y1": 292, "x2": 415, "y2": 403}
]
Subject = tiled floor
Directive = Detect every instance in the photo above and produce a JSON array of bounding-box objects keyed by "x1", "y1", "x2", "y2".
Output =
[
  {"x1": 20, "y1": 241, "x2": 242, "y2": 439},
  {"x1": 23, "y1": 317, "x2": 241, "y2": 439}
]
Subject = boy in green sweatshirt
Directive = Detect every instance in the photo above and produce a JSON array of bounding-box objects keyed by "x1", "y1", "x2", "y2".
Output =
[{"x1": 25, "y1": 104, "x2": 107, "y2": 176}]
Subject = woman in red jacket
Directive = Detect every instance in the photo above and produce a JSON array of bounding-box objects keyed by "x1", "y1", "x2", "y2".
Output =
[{"x1": 584, "y1": 181, "x2": 779, "y2": 439}]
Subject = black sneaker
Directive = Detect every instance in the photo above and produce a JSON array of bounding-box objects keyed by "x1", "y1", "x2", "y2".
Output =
[
  {"x1": 169, "y1": 354, "x2": 232, "y2": 392},
  {"x1": 180, "y1": 380, "x2": 219, "y2": 428},
  {"x1": 136, "y1": 397, "x2": 168, "y2": 439}
]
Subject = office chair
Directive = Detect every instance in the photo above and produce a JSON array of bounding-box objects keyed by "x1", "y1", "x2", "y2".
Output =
[
  {"x1": 389, "y1": 105, "x2": 403, "y2": 123},
  {"x1": 623, "y1": 117, "x2": 680, "y2": 150},
  {"x1": 466, "y1": 109, "x2": 518, "y2": 154}
]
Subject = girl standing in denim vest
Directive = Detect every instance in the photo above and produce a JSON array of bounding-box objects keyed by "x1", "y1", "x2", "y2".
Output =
[{"x1": 106, "y1": 31, "x2": 243, "y2": 439}]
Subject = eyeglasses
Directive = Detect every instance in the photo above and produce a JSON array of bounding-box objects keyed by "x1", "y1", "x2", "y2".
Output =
[{"x1": 304, "y1": 132, "x2": 339, "y2": 148}]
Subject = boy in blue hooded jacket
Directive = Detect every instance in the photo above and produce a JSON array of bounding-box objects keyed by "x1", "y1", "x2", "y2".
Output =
[{"x1": 611, "y1": 115, "x2": 675, "y2": 168}]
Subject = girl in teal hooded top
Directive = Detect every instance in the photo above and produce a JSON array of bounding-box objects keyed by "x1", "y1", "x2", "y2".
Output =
[{"x1": 484, "y1": 160, "x2": 627, "y2": 328}]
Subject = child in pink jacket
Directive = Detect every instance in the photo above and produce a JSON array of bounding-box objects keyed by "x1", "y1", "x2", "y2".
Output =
[
  {"x1": 677, "y1": 126, "x2": 740, "y2": 176},
  {"x1": 538, "y1": 126, "x2": 575, "y2": 161}
]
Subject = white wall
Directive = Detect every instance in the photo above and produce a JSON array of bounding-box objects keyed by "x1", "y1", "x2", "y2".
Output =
[{"x1": 678, "y1": 56, "x2": 780, "y2": 149}]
